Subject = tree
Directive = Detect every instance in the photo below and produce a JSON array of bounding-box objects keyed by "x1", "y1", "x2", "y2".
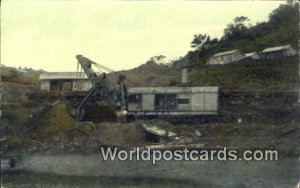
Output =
[
  {"x1": 191, "y1": 34, "x2": 208, "y2": 49},
  {"x1": 269, "y1": 4, "x2": 298, "y2": 27},
  {"x1": 191, "y1": 34, "x2": 219, "y2": 52},
  {"x1": 148, "y1": 55, "x2": 166, "y2": 64},
  {"x1": 189, "y1": 34, "x2": 219, "y2": 65},
  {"x1": 184, "y1": 4, "x2": 298, "y2": 68},
  {"x1": 224, "y1": 16, "x2": 250, "y2": 40}
]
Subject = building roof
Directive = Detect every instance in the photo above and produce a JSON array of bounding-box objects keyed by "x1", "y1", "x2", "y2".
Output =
[
  {"x1": 212, "y1": 49, "x2": 239, "y2": 57},
  {"x1": 262, "y1": 45, "x2": 292, "y2": 53},
  {"x1": 244, "y1": 52, "x2": 258, "y2": 57},
  {"x1": 39, "y1": 72, "x2": 89, "y2": 80},
  {"x1": 128, "y1": 86, "x2": 218, "y2": 94}
]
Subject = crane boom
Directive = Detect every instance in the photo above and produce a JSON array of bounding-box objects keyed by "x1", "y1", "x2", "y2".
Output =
[
  {"x1": 70, "y1": 55, "x2": 128, "y2": 121},
  {"x1": 76, "y1": 55, "x2": 99, "y2": 81}
]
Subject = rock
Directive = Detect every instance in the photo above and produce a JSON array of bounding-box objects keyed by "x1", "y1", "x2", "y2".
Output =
[
  {"x1": 194, "y1": 130, "x2": 202, "y2": 137},
  {"x1": 238, "y1": 118, "x2": 242, "y2": 123}
]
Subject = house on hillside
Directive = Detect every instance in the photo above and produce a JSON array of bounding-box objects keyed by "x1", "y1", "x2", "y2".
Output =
[
  {"x1": 261, "y1": 45, "x2": 297, "y2": 59},
  {"x1": 208, "y1": 50, "x2": 245, "y2": 65},
  {"x1": 243, "y1": 52, "x2": 260, "y2": 60},
  {"x1": 39, "y1": 72, "x2": 92, "y2": 92}
]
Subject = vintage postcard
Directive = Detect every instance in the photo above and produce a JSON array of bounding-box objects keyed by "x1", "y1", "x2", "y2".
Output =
[{"x1": 1, "y1": 0, "x2": 299, "y2": 187}]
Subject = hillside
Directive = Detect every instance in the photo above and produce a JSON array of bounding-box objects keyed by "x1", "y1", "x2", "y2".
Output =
[
  {"x1": 182, "y1": 4, "x2": 298, "y2": 67},
  {"x1": 189, "y1": 56, "x2": 299, "y2": 91},
  {"x1": 109, "y1": 61, "x2": 181, "y2": 87},
  {"x1": 1, "y1": 65, "x2": 43, "y2": 85}
]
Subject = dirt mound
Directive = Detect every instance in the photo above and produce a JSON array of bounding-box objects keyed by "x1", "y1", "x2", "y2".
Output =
[
  {"x1": 37, "y1": 104, "x2": 76, "y2": 141},
  {"x1": 28, "y1": 119, "x2": 175, "y2": 153},
  {"x1": 88, "y1": 119, "x2": 173, "y2": 147},
  {"x1": 89, "y1": 122, "x2": 146, "y2": 147}
]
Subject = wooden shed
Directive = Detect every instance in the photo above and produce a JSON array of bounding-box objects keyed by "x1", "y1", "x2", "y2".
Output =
[
  {"x1": 261, "y1": 45, "x2": 297, "y2": 59},
  {"x1": 39, "y1": 72, "x2": 92, "y2": 92},
  {"x1": 208, "y1": 50, "x2": 245, "y2": 65}
]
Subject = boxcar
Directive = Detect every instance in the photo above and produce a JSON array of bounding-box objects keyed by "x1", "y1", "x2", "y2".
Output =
[{"x1": 127, "y1": 87, "x2": 219, "y2": 117}]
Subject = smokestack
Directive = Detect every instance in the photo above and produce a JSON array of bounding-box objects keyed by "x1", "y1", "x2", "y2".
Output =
[{"x1": 181, "y1": 67, "x2": 189, "y2": 86}]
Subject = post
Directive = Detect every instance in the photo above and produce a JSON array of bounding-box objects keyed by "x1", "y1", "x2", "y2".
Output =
[{"x1": 181, "y1": 67, "x2": 189, "y2": 86}]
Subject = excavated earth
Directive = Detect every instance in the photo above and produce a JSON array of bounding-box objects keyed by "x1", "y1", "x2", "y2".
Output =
[{"x1": 1, "y1": 81, "x2": 299, "y2": 156}]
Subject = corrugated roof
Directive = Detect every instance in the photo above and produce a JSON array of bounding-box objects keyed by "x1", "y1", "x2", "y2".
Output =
[
  {"x1": 244, "y1": 52, "x2": 257, "y2": 57},
  {"x1": 262, "y1": 45, "x2": 292, "y2": 53},
  {"x1": 212, "y1": 49, "x2": 239, "y2": 57},
  {"x1": 39, "y1": 72, "x2": 89, "y2": 80}
]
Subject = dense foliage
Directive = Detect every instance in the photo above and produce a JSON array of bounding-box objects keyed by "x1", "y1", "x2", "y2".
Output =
[
  {"x1": 184, "y1": 4, "x2": 298, "y2": 66},
  {"x1": 176, "y1": 3, "x2": 300, "y2": 91}
]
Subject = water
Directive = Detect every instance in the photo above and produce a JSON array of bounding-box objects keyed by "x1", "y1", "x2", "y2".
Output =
[{"x1": 2, "y1": 154, "x2": 300, "y2": 187}]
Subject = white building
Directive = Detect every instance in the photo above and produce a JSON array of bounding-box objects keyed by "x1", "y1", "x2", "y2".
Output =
[
  {"x1": 261, "y1": 45, "x2": 297, "y2": 59},
  {"x1": 208, "y1": 50, "x2": 245, "y2": 65},
  {"x1": 39, "y1": 72, "x2": 92, "y2": 92}
]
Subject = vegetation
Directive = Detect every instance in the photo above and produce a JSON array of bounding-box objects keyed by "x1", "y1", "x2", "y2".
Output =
[
  {"x1": 172, "y1": 3, "x2": 300, "y2": 93},
  {"x1": 1, "y1": 66, "x2": 43, "y2": 85},
  {"x1": 1, "y1": 104, "x2": 36, "y2": 150},
  {"x1": 189, "y1": 56, "x2": 298, "y2": 90},
  {"x1": 184, "y1": 4, "x2": 298, "y2": 66},
  {"x1": 35, "y1": 104, "x2": 75, "y2": 141}
]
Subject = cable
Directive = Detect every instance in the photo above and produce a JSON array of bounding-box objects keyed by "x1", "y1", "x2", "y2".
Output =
[
  {"x1": 74, "y1": 61, "x2": 80, "y2": 91},
  {"x1": 92, "y1": 62, "x2": 115, "y2": 73}
]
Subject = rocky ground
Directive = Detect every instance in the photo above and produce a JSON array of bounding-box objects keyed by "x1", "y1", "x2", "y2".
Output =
[
  {"x1": 1, "y1": 81, "x2": 299, "y2": 157},
  {"x1": 3, "y1": 117, "x2": 299, "y2": 156},
  {"x1": 1, "y1": 77, "x2": 300, "y2": 188}
]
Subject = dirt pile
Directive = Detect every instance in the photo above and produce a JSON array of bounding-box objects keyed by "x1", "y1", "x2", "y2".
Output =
[
  {"x1": 21, "y1": 119, "x2": 174, "y2": 153},
  {"x1": 79, "y1": 119, "x2": 174, "y2": 148},
  {"x1": 36, "y1": 104, "x2": 76, "y2": 141},
  {"x1": 88, "y1": 122, "x2": 146, "y2": 147}
]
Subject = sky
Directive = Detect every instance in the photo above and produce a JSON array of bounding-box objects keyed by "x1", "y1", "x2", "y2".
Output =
[{"x1": 1, "y1": 0, "x2": 285, "y2": 72}]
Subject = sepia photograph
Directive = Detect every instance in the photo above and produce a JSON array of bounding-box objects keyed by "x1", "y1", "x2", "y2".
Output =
[{"x1": 1, "y1": 0, "x2": 299, "y2": 187}]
